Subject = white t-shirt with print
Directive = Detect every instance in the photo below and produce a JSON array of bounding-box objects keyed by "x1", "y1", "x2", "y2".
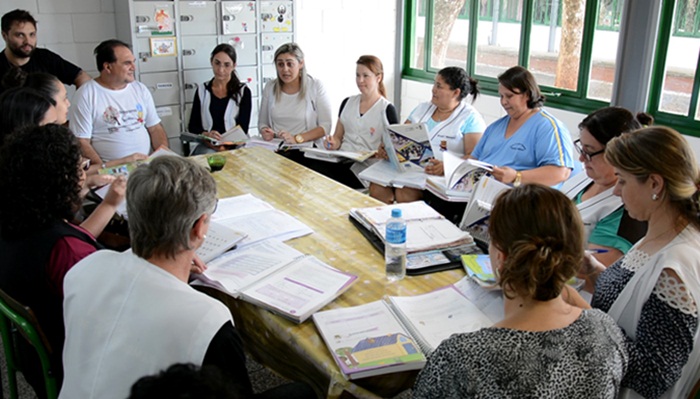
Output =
[{"x1": 70, "y1": 79, "x2": 161, "y2": 161}]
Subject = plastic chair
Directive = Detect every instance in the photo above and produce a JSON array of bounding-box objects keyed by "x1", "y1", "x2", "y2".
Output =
[
  {"x1": 690, "y1": 378, "x2": 700, "y2": 399},
  {"x1": 0, "y1": 289, "x2": 58, "y2": 399}
]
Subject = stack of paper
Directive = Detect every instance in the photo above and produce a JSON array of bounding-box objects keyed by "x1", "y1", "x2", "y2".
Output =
[
  {"x1": 350, "y1": 201, "x2": 472, "y2": 253},
  {"x1": 210, "y1": 194, "x2": 313, "y2": 246},
  {"x1": 301, "y1": 147, "x2": 377, "y2": 163}
]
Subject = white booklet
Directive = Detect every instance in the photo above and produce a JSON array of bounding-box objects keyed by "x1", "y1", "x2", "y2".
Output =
[
  {"x1": 195, "y1": 222, "x2": 246, "y2": 263},
  {"x1": 459, "y1": 174, "x2": 511, "y2": 229},
  {"x1": 193, "y1": 240, "x2": 357, "y2": 323},
  {"x1": 210, "y1": 194, "x2": 313, "y2": 247},
  {"x1": 180, "y1": 125, "x2": 248, "y2": 147},
  {"x1": 313, "y1": 285, "x2": 492, "y2": 379},
  {"x1": 358, "y1": 160, "x2": 426, "y2": 189},
  {"x1": 384, "y1": 123, "x2": 433, "y2": 172},
  {"x1": 444, "y1": 152, "x2": 493, "y2": 192},
  {"x1": 245, "y1": 137, "x2": 284, "y2": 151},
  {"x1": 301, "y1": 147, "x2": 377, "y2": 163}
]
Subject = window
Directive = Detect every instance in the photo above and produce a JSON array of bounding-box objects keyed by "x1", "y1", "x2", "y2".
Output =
[
  {"x1": 403, "y1": 0, "x2": 626, "y2": 113},
  {"x1": 648, "y1": 0, "x2": 700, "y2": 137}
]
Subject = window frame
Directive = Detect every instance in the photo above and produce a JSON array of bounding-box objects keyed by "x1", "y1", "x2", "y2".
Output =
[
  {"x1": 402, "y1": 0, "x2": 619, "y2": 115},
  {"x1": 647, "y1": 0, "x2": 700, "y2": 137}
]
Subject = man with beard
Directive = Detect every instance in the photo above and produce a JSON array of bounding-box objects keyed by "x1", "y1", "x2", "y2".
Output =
[{"x1": 0, "y1": 9, "x2": 91, "y2": 93}]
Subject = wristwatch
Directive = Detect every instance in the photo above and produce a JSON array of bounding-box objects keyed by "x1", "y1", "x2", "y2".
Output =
[
  {"x1": 294, "y1": 134, "x2": 304, "y2": 144},
  {"x1": 513, "y1": 171, "x2": 522, "y2": 187}
]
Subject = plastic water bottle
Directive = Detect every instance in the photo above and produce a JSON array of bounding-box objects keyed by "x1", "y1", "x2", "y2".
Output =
[{"x1": 385, "y1": 209, "x2": 407, "y2": 282}]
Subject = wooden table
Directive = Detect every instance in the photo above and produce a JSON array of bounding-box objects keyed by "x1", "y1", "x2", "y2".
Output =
[{"x1": 194, "y1": 148, "x2": 466, "y2": 398}]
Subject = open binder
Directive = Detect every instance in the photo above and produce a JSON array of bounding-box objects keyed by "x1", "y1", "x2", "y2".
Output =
[{"x1": 313, "y1": 285, "x2": 493, "y2": 379}]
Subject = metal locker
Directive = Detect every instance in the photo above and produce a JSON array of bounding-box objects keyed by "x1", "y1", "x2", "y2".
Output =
[
  {"x1": 179, "y1": 1, "x2": 217, "y2": 36},
  {"x1": 181, "y1": 35, "x2": 218, "y2": 69},
  {"x1": 140, "y1": 72, "x2": 181, "y2": 106},
  {"x1": 183, "y1": 68, "x2": 215, "y2": 103},
  {"x1": 135, "y1": 37, "x2": 177, "y2": 74},
  {"x1": 184, "y1": 103, "x2": 194, "y2": 130},
  {"x1": 132, "y1": 2, "x2": 175, "y2": 38},
  {"x1": 168, "y1": 137, "x2": 185, "y2": 156},
  {"x1": 260, "y1": 33, "x2": 294, "y2": 64},
  {"x1": 221, "y1": 34, "x2": 257, "y2": 66},
  {"x1": 261, "y1": 63, "x2": 277, "y2": 86},
  {"x1": 260, "y1": 1, "x2": 293, "y2": 33},
  {"x1": 156, "y1": 105, "x2": 182, "y2": 138},
  {"x1": 250, "y1": 98, "x2": 259, "y2": 128},
  {"x1": 222, "y1": 1, "x2": 257, "y2": 34},
  {"x1": 236, "y1": 65, "x2": 258, "y2": 97}
]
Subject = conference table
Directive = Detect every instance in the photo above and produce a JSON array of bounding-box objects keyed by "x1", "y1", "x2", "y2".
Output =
[{"x1": 193, "y1": 147, "x2": 468, "y2": 398}]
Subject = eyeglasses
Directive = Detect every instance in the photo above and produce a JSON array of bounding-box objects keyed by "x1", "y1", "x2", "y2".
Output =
[
  {"x1": 573, "y1": 139, "x2": 605, "y2": 162},
  {"x1": 211, "y1": 199, "x2": 219, "y2": 215},
  {"x1": 80, "y1": 159, "x2": 91, "y2": 172}
]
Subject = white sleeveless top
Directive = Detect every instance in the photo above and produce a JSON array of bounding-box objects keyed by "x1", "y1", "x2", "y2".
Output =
[
  {"x1": 339, "y1": 94, "x2": 392, "y2": 153},
  {"x1": 60, "y1": 250, "x2": 232, "y2": 399}
]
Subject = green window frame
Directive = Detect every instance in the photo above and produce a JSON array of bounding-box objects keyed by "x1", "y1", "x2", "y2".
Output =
[
  {"x1": 673, "y1": 0, "x2": 700, "y2": 38},
  {"x1": 648, "y1": 0, "x2": 700, "y2": 137},
  {"x1": 403, "y1": 0, "x2": 614, "y2": 115}
]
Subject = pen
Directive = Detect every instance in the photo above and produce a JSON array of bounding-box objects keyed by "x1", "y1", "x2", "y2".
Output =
[
  {"x1": 586, "y1": 249, "x2": 609, "y2": 254},
  {"x1": 325, "y1": 135, "x2": 332, "y2": 149}
]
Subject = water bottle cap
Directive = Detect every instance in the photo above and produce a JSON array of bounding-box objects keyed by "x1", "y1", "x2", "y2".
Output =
[{"x1": 391, "y1": 209, "x2": 401, "y2": 218}]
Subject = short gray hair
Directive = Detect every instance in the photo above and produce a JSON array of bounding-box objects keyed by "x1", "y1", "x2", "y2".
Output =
[{"x1": 127, "y1": 156, "x2": 217, "y2": 260}]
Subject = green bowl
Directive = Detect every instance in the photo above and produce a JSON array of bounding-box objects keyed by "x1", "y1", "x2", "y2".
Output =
[{"x1": 207, "y1": 155, "x2": 227, "y2": 172}]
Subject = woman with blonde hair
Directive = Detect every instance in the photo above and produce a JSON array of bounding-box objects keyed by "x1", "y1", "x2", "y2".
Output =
[
  {"x1": 414, "y1": 184, "x2": 627, "y2": 398},
  {"x1": 258, "y1": 43, "x2": 331, "y2": 151},
  {"x1": 321, "y1": 55, "x2": 398, "y2": 188},
  {"x1": 582, "y1": 126, "x2": 700, "y2": 398}
]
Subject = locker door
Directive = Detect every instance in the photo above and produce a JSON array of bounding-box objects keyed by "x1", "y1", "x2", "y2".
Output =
[
  {"x1": 221, "y1": 34, "x2": 257, "y2": 66},
  {"x1": 179, "y1": 1, "x2": 217, "y2": 36},
  {"x1": 168, "y1": 137, "x2": 185, "y2": 156},
  {"x1": 133, "y1": 2, "x2": 175, "y2": 38},
  {"x1": 183, "y1": 69, "x2": 215, "y2": 103},
  {"x1": 140, "y1": 72, "x2": 180, "y2": 106},
  {"x1": 184, "y1": 103, "x2": 195, "y2": 131},
  {"x1": 249, "y1": 98, "x2": 259, "y2": 135},
  {"x1": 222, "y1": 1, "x2": 257, "y2": 34},
  {"x1": 236, "y1": 66, "x2": 258, "y2": 97},
  {"x1": 261, "y1": 64, "x2": 277, "y2": 86},
  {"x1": 181, "y1": 35, "x2": 218, "y2": 69},
  {"x1": 157, "y1": 106, "x2": 184, "y2": 156},
  {"x1": 260, "y1": 33, "x2": 294, "y2": 64},
  {"x1": 135, "y1": 38, "x2": 177, "y2": 74},
  {"x1": 260, "y1": 1, "x2": 293, "y2": 33}
]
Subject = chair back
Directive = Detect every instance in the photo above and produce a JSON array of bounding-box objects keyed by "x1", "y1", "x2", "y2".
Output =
[
  {"x1": 690, "y1": 377, "x2": 700, "y2": 399},
  {"x1": 0, "y1": 288, "x2": 58, "y2": 399}
]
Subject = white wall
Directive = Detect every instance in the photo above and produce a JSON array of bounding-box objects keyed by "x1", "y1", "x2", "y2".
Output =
[
  {"x1": 0, "y1": 0, "x2": 116, "y2": 78},
  {"x1": 296, "y1": 0, "x2": 397, "y2": 134}
]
